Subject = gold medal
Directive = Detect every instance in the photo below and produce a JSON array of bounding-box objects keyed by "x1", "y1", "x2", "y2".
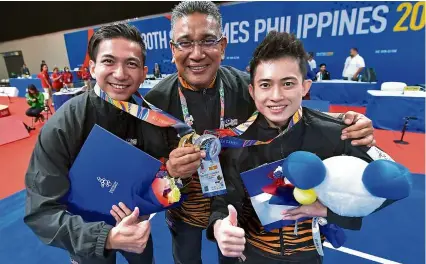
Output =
[{"x1": 178, "y1": 132, "x2": 196, "y2": 147}]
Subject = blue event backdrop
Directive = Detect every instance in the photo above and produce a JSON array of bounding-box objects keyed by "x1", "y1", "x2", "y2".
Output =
[{"x1": 64, "y1": 1, "x2": 425, "y2": 85}]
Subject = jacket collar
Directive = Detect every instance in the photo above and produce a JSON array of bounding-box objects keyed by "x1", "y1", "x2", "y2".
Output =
[
  {"x1": 178, "y1": 74, "x2": 216, "y2": 91},
  {"x1": 89, "y1": 84, "x2": 137, "y2": 117},
  {"x1": 255, "y1": 107, "x2": 303, "y2": 132}
]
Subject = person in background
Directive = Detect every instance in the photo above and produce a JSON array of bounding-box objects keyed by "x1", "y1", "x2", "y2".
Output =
[
  {"x1": 25, "y1": 84, "x2": 45, "y2": 123},
  {"x1": 153, "y1": 63, "x2": 162, "y2": 78},
  {"x1": 51, "y1": 67, "x2": 63, "y2": 92},
  {"x1": 245, "y1": 65, "x2": 250, "y2": 73},
  {"x1": 316, "y1": 63, "x2": 331, "y2": 81},
  {"x1": 62, "y1": 66, "x2": 74, "y2": 88},
  {"x1": 37, "y1": 63, "x2": 52, "y2": 98},
  {"x1": 306, "y1": 60, "x2": 316, "y2": 81},
  {"x1": 40, "y1": 60, "x2": 46, "y2": 70},
  {"x1": 342, "y1": 48, "x2": 365, "y2": 81},
  {"x1": 81, "y1": 67, "x2": 93, "y2": 89},
  {"x1": 303, "y1": 60, "x2": 316, "y2": 99},
  {"x1": 21, "y1": 63, "x2": 30, "y2": 76},
  {"x1": 307, "y1": 52, "x2": 316, "y2": 71}
]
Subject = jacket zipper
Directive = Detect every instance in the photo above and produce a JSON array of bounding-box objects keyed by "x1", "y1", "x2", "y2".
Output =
[
  {"x1": 202, "y1": 88, "x2": 209, "y2": 122},
  {"x1": 279, "y1": 228, "x2": 285, "y2": 255},
  {"x1": 277, "y1": 127, "x2": 284, "y2": 156},
  {"x1": 278, "y1": 126, "x2": 285, "y2": 256}
]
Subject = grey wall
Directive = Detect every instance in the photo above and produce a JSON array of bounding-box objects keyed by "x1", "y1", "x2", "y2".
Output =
[{"x1": 0, "y1": 32, "x2": 70, "y2": 79}]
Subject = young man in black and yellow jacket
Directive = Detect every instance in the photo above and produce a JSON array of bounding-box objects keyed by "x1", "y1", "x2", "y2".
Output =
[
  {"x1": 24, "y1": 23, "x2": 168, "y2": 264},
  {"x1": 207, "y1": 31, "x2": 395, "y2": 263}
]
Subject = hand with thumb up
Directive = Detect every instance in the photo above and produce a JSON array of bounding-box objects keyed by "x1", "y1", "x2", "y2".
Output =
[
  {"x1": 105, "y1": 207, "x2": 151, "y2": 254},
  {"x1": 213, "y1": 205, "x2": 246, "y2": 258}
]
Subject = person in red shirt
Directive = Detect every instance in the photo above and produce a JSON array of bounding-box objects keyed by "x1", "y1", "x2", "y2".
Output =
[
  {"x1": 81, "y1": 67, "x2": 92, "y2": 90},
  {"x1": 37, "y1": 64, "x2": 52, "y2": 97},
  {"x1": 51, "y1": 67, "x2": 63, "y2": 92},
  {"x1": 62, "y1": 66, "x2": 74, "y2": 88}
]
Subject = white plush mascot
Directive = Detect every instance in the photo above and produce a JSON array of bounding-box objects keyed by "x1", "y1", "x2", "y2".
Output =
[{"x1": 281, "y1": 149, "x2": 412, "y2": 217}]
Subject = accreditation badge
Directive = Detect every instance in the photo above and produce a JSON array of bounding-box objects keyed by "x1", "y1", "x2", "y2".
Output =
[
  {"x1": 194, "y1": 134, "x2": 227, "y2": 197},
  {"x1": 312, "y1": 217, "x2": 325, "y2": 256}
]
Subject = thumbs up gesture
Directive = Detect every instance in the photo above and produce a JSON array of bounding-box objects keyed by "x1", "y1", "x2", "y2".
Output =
[
  {"x1": 213, "y1": 205, "x2": 246, "y2": 258},
  {"x1": 106, "y1": 207, "x2": 151, "y2": 254}
]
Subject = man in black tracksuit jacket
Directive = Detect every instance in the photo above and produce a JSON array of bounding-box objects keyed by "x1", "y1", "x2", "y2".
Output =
[
  {"x1": 145, "y1": 66, "x2": 256, "y2": 262},
  {"x1": 206, "y1": 31, "x2": 395, "y2": 264},
  {"x1": 207, "y1": 109, "x2": 394, "y2": 263},
  {"x1": 24, "y1": 24, "x2": 168, "y2": 264}
]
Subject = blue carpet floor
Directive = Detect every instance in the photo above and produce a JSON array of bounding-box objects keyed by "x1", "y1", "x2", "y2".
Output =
[{"x1": 0, "y1": 174, "x2": 424, "y2": 264}]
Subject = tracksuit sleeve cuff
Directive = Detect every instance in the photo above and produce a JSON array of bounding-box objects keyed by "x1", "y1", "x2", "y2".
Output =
[
  {"x1": 327, "y1": 208, "x2": 362, "y2": 230},
  {"x1": 206, "y1": 212, "x2": 227, "y2": 241},
  {"x1": 95, "y1": 224, "x2": 114, "y2": 258}
]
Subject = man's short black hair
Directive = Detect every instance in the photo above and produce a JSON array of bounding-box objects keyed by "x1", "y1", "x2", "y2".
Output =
[
  {"x1": 88, "y1": 23, "x2": 146, "y2": 65},
  {"x1": 171, "y1": 1, "x2": 222, "y2": 38},
  {"x1": 351, "y1": 47, "x2": 358, "y2": 52},
  {"x1": 319, "y1": 63, "x2": 326, "y2": 68},
  {"x1": 249, "y1": 31, "x2": 307, "y2": 84}
]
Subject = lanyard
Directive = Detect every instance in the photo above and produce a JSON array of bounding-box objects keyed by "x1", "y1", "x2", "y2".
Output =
[{"x1": 177, "y1": 79, "x2": 225, "y2": 129}]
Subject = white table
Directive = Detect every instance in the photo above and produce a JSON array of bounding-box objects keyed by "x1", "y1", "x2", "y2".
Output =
[
  {"x1": 52, "y1": 87, "x2": 85, "y2": 111},
  {"x1": 140, "y1": 80, "x2": 162, "y2": 89},
  {"x1": 53, "y1": 87, "x2": 85, "y2": 96},
  {"x1": 310, "y1": 81, "x2": 379, "y2": 105},
  {"x1": 0, "y1": 87, "x2": 19, "y2": 97},
  {"x1": 367, "y1": 90, "x2": 426, "y2": 98},
  {"x1": 317, "y1": 79, "x2": 377, "y2": 84}
]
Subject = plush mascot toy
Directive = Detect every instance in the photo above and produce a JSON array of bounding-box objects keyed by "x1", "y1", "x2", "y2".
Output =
[{"x1": 277, "y1": 151, "x2": 412, "y2": 217}]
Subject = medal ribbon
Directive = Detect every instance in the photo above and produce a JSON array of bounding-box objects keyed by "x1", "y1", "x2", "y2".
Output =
[
  {"x1": 95, "y1": 84, "x2": 302, "y2": 148},
  {"x1": 94, "y1": 84, "x2": 194, "y2": 137},
  {"x1": 177, "y1": 79, "x2": 225, "y2": 129},
  {"x1": 205, "y1": 108, "x2": 302, "y2": 148}
]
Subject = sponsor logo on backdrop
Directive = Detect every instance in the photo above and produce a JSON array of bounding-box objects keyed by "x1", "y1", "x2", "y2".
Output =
[
  {"x1": 375, "y1": 49, "x2": 398, "y2": 54},
  {"x1": 316, "y1": 52, "x2": 334, "y2": 57}
]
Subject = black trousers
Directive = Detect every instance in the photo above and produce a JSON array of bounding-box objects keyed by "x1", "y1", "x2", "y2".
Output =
[
  {"x1": 166, "y1": 211, "x2": 233, "y2": 264},
  {"x1": 26, "y1": 107, "x2": 43, "y2": 118},
  {"x1": 167, "y1": 212, "x2": 204, "y2": 264},
  {"x1": 69, "y1": 235, "x2": 154, "y2": 264}
]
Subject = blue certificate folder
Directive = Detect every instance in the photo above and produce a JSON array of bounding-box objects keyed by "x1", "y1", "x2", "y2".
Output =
[{"x1": 64, "y1": 124, "x2": 162, "y2": 225}]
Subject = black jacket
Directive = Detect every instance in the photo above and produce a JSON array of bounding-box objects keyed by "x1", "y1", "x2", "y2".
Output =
[
  {"x1": 207, "y1": 108, "x2": 393, "y2": 257},
  {"x1": 145, "y1": 66, "x2": 255, "y2": 145},
  {"x1": 144, "y1": 66, "x2": 257, "y2": 228},
  {"x1": 316, "y1": 70, "x2": 331, "y2": 81},
  {"x1": 24, "y1": 89, "x2": 168, "y2": 259}
]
